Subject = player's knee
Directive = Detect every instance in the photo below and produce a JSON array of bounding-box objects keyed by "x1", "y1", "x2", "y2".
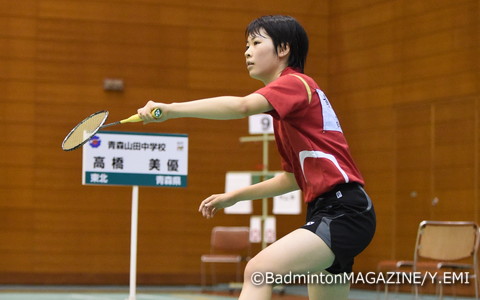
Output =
[
  {"x1": 243, "y1": 253, "x2": 286, "y2": 284},
  {"x1": 243, "y1": 257, "x2": 258, "y2": 281},
  {"x1": 243, "y1": 255, "x2": 268, "y2": 282}
]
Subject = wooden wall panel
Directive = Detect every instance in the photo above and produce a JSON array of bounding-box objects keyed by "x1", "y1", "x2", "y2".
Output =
[
  {"x1": 0, "y1": 0, "x2": 328, "y2": 285},
  {"x1": 1, "y1": 0, "x2": 478, "y2": 292},
  {"x1": 432, "y1": 99, "x2": 477, "y2": 222},
  {"x1": 394, "y1": 104, "x2": 434, "y2": 259},
  {"x1": 0, "y1": 0, "x2": 37, "y2": 17},
  {"x1": 328, "y1": 0, "x2": 399, "y2": 275},
  {"x1": 329, "y1": 0, "x2": 479, "y2": 286}
]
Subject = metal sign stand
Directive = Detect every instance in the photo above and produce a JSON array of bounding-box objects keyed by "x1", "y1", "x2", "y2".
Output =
[
  {"x1": 128, "y1": 185, "x2": 139, "y2": 300},
  {"x1": 81, "y1": 131, "x2": 188, "y2": 300},
  {"x1": 238, "y1": 133, "x2": 285, "y2": 295},
  {"x1": 239, "y1": 133, "x2": 275, "y2": 249}
]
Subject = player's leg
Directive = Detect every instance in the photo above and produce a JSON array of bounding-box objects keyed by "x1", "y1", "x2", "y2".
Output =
[
  {"x1": 238, "y1": 228, "x2": 337, "y2": 300},
  {"x1": 307, "y1": 270, "x2": 350, "y2": 300}
]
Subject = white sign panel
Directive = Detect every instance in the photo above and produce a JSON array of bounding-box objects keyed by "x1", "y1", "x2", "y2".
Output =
[
  {"x1": 273, "y1": 190, "x2": 302, "y2": 215},
  {"x1": 224, "y1": 172, "x2": 252, "y2": 214},
  {"x1": 263, "y1": 216, "x2": 276, "y2": 243},
  {"x1": 249, "y1": 216, "x2": 262, "y2": 243},
  {"x1": 82, "y1": 131, "x2": 188, "y2": 187},
  {"x1": 248, "y1": 114, "x2": 274, "y2": 134}
]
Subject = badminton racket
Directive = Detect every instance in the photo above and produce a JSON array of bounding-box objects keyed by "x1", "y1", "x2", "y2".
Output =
[{"x1": 61, "y1": 108, "x2": 161, "y2": 151}]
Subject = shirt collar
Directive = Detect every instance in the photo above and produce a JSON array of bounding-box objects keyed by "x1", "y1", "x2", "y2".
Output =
[{"x1": 280, "y1": 67, "x2": 301, "y2": 76}]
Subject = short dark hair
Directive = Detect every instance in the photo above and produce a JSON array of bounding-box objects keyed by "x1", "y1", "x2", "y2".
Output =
[{"x1": 245, "y1": 15, "x2": 309, "y2": 73}]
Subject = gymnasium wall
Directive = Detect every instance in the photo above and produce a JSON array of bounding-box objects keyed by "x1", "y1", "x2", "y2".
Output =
[
  {"x1": 328, "y1": 0, "x2": 480, "y2": 270},
  {"x1": 0, "y1": 0, "x2": 479, "y2": 288},
  {"x1": 0, "y1": 0, "x2": 328, "y2": 284}
]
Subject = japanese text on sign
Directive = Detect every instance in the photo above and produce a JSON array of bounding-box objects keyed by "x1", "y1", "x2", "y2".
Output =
[{"x1": 82, "y1": 131, "x2": 188, "y2": 187}]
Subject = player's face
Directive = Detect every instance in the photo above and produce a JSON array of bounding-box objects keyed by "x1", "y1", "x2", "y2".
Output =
[{"x1": 245, "y1": 29, "x2": 284, "y2": 84}]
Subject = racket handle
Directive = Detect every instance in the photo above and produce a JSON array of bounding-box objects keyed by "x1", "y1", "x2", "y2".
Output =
[
  {"x1": 152, "y1": 108, "x2": 162, "y2": 119},
  {"x1": 120, "y1": 108, "x2": 162, "y2": 124}
]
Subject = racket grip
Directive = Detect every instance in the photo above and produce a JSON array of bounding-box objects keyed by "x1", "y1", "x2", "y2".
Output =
[
  {"x1": 152, "y1": 108, "x2": 162, "y2": 119},
  {"x1": 120, "y1": 108, "x2": 163, "y2": 124}
]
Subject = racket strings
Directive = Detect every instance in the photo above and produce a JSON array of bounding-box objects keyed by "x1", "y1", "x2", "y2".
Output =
[{"x1": 62, "y1": 111, "x2": 108, "y2": 150}]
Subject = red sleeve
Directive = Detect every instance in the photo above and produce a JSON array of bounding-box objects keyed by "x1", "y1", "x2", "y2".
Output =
[
  {"x1": 254, "y1": 75, "x2": 310, "y2": 120},
  {"x1": 280, "y1": 155, "x2": 293, "y2": 173}
]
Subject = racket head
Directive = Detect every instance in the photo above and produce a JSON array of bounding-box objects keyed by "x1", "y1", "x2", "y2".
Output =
[{"x1": 62, "y1": 110, "x2": 109, "y2": 151}]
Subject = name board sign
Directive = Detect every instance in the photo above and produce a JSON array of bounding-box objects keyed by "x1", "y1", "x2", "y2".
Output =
[{"x1": 82, "y1": 131, "x2": 188, "y2": 187}]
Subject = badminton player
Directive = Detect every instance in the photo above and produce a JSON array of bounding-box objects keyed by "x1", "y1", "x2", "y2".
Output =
[{"x1": 138, "y1": 15, "x2": 376, "y2": 300}]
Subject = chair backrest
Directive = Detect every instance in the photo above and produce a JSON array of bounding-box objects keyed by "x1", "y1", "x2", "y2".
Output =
[
  {"x1": 414, "y1": 221, "x2": 479, "y2": 261},
  {"x1": 210, "y1": 226, "x2": 250, "y2": 255}
]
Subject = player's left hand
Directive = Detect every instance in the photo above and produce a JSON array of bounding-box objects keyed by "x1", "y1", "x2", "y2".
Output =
[{"x1": 198, "y1": 193, "x2": 238, "y2": 219}]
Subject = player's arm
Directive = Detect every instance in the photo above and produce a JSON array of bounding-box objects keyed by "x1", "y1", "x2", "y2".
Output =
[
  {"x1": 198, "y1": 172, "x2": 299, "y2": 219},
  {"x1": 137, "y1": 93, "x2": 272, "y2": 122}
]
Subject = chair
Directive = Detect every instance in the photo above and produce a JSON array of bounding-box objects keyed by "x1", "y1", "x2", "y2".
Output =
[
  {"x1": 376, "y1": 259, "x2": 417, "y2": 299},
  {"x1": 376, "y1": 221, "x2": 479, "y2": 300},
  {"x1": 412, "y1": 221, "x2": 479, "y2": 300},
  {"x1": 200, "y1": 226, "x2": 251, "y2": 289}
]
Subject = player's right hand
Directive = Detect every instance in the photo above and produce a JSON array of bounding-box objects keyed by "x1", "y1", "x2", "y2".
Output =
[{"x1": 137, "y1": 100, "x2": 166, "y2": 123}]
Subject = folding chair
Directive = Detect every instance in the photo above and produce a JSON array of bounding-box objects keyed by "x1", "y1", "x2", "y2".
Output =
[
  {"x1": 200, "y1": 226, "x2": 251, "y2": 289},
  {"x1": 376, "y1": 259, "x2": 417, "y2": 299},
  {"x1": 376, "y1": 221, "x2": 479, "y2": 300},
  {"x1": 412, "y1": 221, "x2": 479, "y2": 300}
]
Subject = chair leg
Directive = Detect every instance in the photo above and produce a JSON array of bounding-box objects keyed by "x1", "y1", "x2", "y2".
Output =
[
  {"x1": 236, "y1": 262, "x2": 241, "y2": 283},
  {"x1": 383, "y1": 283, "x2": 389, "y2": 300},
  {"x1": 201, "y1": 261, "x2": 206, "y2": 291},
  {"x1": 394, "y1": 280, "x2": 403, "y2": 300},
  {"x1": 374, "y1": 280, "x2": 381, "y2": 300},
  {"x1": 375, "y1": 281, "x2": 389, "y2": 300},
  {"x1": 475, "y1": 275, "x2": 479, "y2": 300},
  {"x1": 211, "y1": 263, "x2": 216, "y2": 287},
  {"x1": 438, "y1": 279, "x2": 443, "y2": 300}
]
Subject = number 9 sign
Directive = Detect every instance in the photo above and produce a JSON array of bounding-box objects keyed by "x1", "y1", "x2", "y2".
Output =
[{"x1": 248, "y1": 114, "x2": 274, "y2": 134}]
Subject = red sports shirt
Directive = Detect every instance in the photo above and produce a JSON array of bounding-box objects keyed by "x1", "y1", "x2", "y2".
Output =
[{"x1": 254, "y1": 67, "x2": 364, "y2": 203}]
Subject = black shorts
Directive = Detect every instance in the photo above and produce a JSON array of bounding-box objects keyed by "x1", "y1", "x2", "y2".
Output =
[{"x1": 301, "y1": 182, "x2": 376, "y2": 274}]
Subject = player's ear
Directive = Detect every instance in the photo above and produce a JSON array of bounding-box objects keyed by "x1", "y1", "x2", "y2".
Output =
[{"x1": 277, "y1": 43, "x2": 290, "y2": 58}]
